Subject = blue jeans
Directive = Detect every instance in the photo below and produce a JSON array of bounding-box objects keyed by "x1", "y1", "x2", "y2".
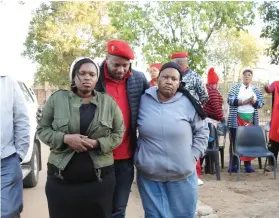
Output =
[
  {"x1": 137, "y1": 172, "x2": 198, "y2": 218},
  {"x1": 1, "y1": 153, "x2": 23, "y2": 218},
  {"x1": 112, "y1": 159, "x2": 134, "y2": 218}
]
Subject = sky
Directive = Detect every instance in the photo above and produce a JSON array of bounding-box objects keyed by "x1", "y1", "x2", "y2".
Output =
[
  {"x1": 0, "y1": 1, "x2": 43, "y2": 86},
  {"x1": 0, "y1": 1, "x2": 278, "y2": 86}
]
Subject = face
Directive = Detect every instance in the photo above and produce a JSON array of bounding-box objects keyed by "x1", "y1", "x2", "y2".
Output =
[
  {"x1": 149, "y1": 67, "x2": 160, "y2": 80},
  {"x1": 212, "y1": 84, "x2": 218, "y2": 89},
  {"x1": 177, "y1": 58, "x2": 188, "y2": 72},
  {"x1": 158, "y1": 68, "x2": 181, "y2": 99},
  {"x1": 242, "y1": 71, "x2": 253, "y2": 85},
  {"x1": 106, "y1": 55, "x2": 131, "y2": 80},
  {"x1": 74, "y1": 62, "x2": 98, "y2": 94}
]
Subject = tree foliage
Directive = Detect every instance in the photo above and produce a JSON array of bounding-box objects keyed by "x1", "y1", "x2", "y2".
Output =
[
  {"x1": 207, "y1": 28, "x2": 263, "y2": 81},
  {"x1": 108, "y1": 1, "x2": 255, "y2": 74},
  {"x1": 260, "y1": 1, "x2": 279, "y2": 65},
  {"x1": 23, "y1": 1, "x2": 115, "y2": 87},
  {"x1": 24, "y1": 1, "x2": 256, "y2": 86}
]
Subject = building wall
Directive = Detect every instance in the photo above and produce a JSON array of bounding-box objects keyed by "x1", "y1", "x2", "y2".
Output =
[
  {"x1": 33, "y1": 88, "x2": 57, "y2": 105},
  {"x1": 32, "y1": 82, "x2": 58, "y2": 105}
]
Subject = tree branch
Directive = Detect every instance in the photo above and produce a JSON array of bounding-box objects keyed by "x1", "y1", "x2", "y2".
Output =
[
  {"x1": 190, "y1": 13, "x2": 200, "y2": 51},
  {"x1": 203, "y1": 16, "x2": 219, "y2": 46}
]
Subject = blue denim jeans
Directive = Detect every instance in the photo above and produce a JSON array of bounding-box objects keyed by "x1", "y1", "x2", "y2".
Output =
[
  {"x1": 1, "y1": 153, "x2": 23, "y2": 218},
  {"x1": 112, "y1": 159, "x2": 134, "y2": 218},
  {"x1": 137, "y1": 172, "x2": 198, "y2": 218}
]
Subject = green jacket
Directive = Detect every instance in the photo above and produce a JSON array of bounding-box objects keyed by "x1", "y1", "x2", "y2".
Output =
[{"x1": 37, "y1": 90, "x2": 125, "y2": 171}]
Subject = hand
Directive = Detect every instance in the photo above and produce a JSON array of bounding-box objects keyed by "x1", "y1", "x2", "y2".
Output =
[
  {"x1": 36, "y1": 106, "x2": 43, "y2": 122},
  {"x1": 83, "y1": 138, "x2": 99, "y2": 149},
  {"x1": 264, "y1": 84, "x2": 270, "y2": 92},
  {"x1": 64, "y1": 134, "x2": 94, "y2": 152},
  {"x1": 248, "y1": 95, "x2": 254, "y2": 101},
  {"x1": 239, "y1": 99, "x2": 249, "y2": 105},
  {"x1": 240, "y1": 96, "x2": 253, "y2": 105},
  {"x1": 248, "y1": 96, "x2": 256, "y2": 105},
  {"x1": 251, "y1": 99, "x2": 257, "y2": 105}
]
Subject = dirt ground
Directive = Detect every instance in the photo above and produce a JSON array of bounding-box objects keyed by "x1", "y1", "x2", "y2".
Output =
[
  {"x1": 22, "y1": 141, "x2": 279, "y2": 218},
  {"x1": 199, "y1": 139, "x2": 279, "y2": 218}
]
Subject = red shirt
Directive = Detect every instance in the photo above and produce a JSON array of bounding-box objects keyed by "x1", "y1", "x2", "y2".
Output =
[
  {"x1": 149, "y1": 79, "x2": 157, "y2": 87},
  {"x1": 267, "y1": 81, "x2": 279, "y2": 142},
  {"x1": 104, "y1": 62, "x2": 132, "y2": 160}
]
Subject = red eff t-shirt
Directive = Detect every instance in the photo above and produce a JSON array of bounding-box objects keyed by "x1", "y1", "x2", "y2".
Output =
[{"x1": 104, "y1": 62, "x2": 132, "y2": 160}]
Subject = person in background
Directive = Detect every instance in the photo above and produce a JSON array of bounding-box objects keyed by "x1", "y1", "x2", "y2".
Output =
[
  {"x1": 36, "y1": 39, "x2": 150, "y2": 218},
  {"x1": 202, "y1": 67, "x2": 225, "y2": 183},
  {"x1": 204, "y1": 67, "x2": 225, "y2": 124},
  {"x1": 170, "y1": 52, "x2": 208, "y2": 104},
  {"x1": 149, "y1": 63, "x2": 162, "y2": 86},
  {"x1": 135, "y1": 62, "x2": 209, "y2": 218},
  {"x1": 37, "y1": 57, "x2": 125, "y2": 218},
  {"x1": 171, "y1": 51, "x2": 208, "y2": 186},
  {"x1": 264, "y1": 81, "x2": 279, "y2": 171},
  {"x1": 1, "y1": 75, "x2": 30, "y2": 218},
  {"x1": 227, "y1": 68, "x2": 264, "y2": 173}
]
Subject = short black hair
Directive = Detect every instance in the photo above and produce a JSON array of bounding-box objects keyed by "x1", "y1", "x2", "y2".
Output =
[{"x1": 242, "y1": 69, "x2": 253, "y2": 75}]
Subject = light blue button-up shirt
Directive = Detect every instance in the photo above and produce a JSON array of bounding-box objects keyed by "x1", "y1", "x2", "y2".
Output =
[{"x1": 0, "y1": 75, "x2": 30, "y2": 160}]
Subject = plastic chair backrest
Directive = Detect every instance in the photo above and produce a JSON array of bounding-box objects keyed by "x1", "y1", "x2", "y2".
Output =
[
  {"x1": 235, "y1": 126, "x2": 268, "y2": 155},
  {"x1": 207, "y1": 122, "x2": 219, "y2": 149},
  {"x1": 217, "y1": 122, "x2": 227, "y2": 136}
]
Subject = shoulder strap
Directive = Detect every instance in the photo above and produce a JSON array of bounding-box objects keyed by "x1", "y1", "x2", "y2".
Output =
[{"x1": 178, "y1": 85, "x2": 207, "y2": 120}]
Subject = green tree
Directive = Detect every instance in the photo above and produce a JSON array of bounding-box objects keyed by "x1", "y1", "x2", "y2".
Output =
[
  {"x1": 23, "y1": 2, "x2": 115, "y2": 87},
  {"x1": 108, "y1": 1, "x2": 255, "y2": 74},
  {"x1": 207, "y1": 28, "x2": 263, "y2": 82},
  {"x1": 260, "y1": 1, "x2": 279, "y2": 65}
]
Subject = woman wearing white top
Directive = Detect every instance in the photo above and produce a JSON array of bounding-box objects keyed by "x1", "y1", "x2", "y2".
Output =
[{"x1": 227, "y1": 69, "x2": 264, "y2": 173}]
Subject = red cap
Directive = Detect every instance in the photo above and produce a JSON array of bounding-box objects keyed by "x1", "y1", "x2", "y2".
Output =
[
  {"x1": 207, "y1": 67, "x2": 219, "y2": 84},
  {"x1": 107, "y1": 40, "x2": 134, "y2": 60},
  {"x1": 150, "y1": 63, "x2": 162, "y2": 70},
  {"x1": 170, "y1": 51, "x2": 189, "y2": 59}
]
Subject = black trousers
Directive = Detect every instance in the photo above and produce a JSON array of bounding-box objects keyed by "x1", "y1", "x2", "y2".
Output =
[
  {"x1": 46, "y1": 167, "x2": 115, "y2": 218},
  {"x1": 269, "y1": 140, "x2": 279, "y2": 166}
]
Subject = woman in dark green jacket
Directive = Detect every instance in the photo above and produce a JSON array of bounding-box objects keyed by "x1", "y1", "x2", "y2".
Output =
[{"x1": 37, "y1": 57, "x2": 125, "y2": 218}]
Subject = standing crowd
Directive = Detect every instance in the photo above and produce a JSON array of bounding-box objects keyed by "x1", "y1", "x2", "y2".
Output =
[{"x1": 1, "y1": 39, "x2": 278, "y2": 218}]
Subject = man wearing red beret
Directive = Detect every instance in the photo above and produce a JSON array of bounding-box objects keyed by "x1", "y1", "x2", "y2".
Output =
[
  {"x1": 95, "y1": 39, "x2": 150, "y2": 218},
  {"x1": 170, "y1": 52, "x2": 208, "y2": 104},
  {"x1": 149, "y1": 63, "x2": 162, "y2": 87}
]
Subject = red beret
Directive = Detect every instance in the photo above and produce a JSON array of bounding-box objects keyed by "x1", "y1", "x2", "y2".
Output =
[
  {"x1": 150, "y1": 63, "x2": 162, "y2": 70},
  {"x1": 207, "y1": 67, "x2": 219, "y2": 84},
  {"x1": 107, "y1": 40, "x2": 134, "y2": 60},
  {"x1": 170, "y1": 52, "x2": 189, "y2": 59}
]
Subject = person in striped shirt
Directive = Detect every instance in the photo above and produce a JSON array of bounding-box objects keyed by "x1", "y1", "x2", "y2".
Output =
[
  {"x1": 227, "y1": 68, "x2": 264, "y2": 173},
  {"x1": 204, "y1": 67, "x2": 225, "y2": 124}
]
